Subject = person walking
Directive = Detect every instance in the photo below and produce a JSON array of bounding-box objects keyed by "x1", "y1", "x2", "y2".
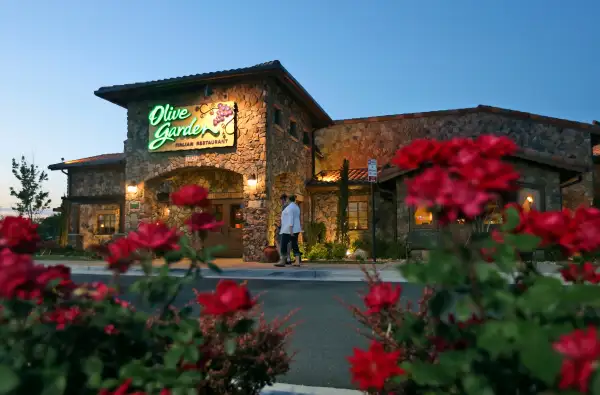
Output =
[
  {"x1": 276, "y1": 195, "x2": 302, "y2": 267},
  {"x1": 274, "y1": 194, "x2": 291, "y2": 265}
]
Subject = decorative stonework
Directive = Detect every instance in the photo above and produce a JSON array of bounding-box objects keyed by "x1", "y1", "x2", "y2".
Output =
[
  {"x1": 311, "y1": 190, "x2": 372, "y2": 244},
  {"x1": 124, "y1": 82, "x2": 269, "y2": 261},
  {"x1": 70, "y1": 168, "x2": 124, "y2": 196}
]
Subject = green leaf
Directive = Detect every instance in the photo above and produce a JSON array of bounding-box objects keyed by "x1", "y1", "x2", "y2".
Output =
[
  {"x1": 517, "y1": 276, "x2": 563, "y2": 315},
  {"x1": 83, "y1": 356, "x2": 103, "y2": 377},
  {"x1": 183, "y1": 346, "x2": 200, "y2": 363},
  {"x1": 41, "y1": 374, "x2": 67, "y2": 395},
  {"x1": 0, "y1": 365, "x2": 19, "y2": 394},
  {"x1": 475, "y1": 263, "x2": 494, "y2": 282},
  {"x1": 164, "y1": 249, "x2": 184, "y2": 264},
  {"x1": 232, "y1": 318, "x2": 255, "y2": 334},
  {"x1": 476, "y1": 321, "x2": 518, "y2": 358},
  {"x1": 225, "y1": 338, "x2": 236, "y2": 356},
  {"x1": 517, "y1": 323, "x2": 562, "y2": 386},
  {"x1": 207, "y1": 262, "x2": 222, "y2": 274},
  {"x1": 409, "y1": 360, "x2": 454, "y2": 386},
  {"x1": 504, "y1": 233, "x2": 541, "y2": 252},
  {"x1": 563, "y1": 284, "x2": 600, "y2": 307},
  {"x1": 502, "y1": 206, "x2": 520, "y2": 232},
  {"x1": 462, "y1": 375, "x2": 494, "y2": 395},
  {"x1": 165, "y1": 346, "x2": 185, "y2": 369},
  {"x1": 428, "y1": 290, "x2": 453, "y2": 317},
  {"x1": 100, "y1": 378, "x2": 120, "y2": 389}
]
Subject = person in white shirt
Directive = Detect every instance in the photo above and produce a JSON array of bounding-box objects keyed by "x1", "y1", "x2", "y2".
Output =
[{"x1": 275, "y1": 195, "x2": 303, "y2": 267}]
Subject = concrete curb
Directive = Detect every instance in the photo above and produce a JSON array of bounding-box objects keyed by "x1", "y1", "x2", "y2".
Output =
[{"x1": 260, "y1": 383, "x2": 360, "y2": 394}]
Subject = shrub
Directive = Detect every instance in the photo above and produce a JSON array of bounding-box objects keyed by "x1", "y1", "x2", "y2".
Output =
[
  {"x1": 346, "y1": 135, "x2": 600, "y2": 394},
  {"x1": 330, "y1": 243, "x2": 347, "y2": 260},
  {"x1": 0, "y1": 184, "x2": 294, "y2": 394},
  {"x1": 306, "y1": 243, "x2": 329, "y2": 260},
  {"x1": 303, "y1": 222, "x2": 326, "y2": 247}
]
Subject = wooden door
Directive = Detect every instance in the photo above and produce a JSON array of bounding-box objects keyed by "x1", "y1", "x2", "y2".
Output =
[{"x1": 205, "y1": 200, "x2": 243, "y2": 258}]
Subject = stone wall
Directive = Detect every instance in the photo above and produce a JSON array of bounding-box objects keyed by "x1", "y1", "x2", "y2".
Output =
[
  {"x1": 265, "y1": 80, "x2": 313, "y2": 246},
  {"x1": 124, "y1": 81, "x2": 268, "y2": 261},
  {"x1": 78, "y1": 204, "x2": 120, "y2": 249},
  {"x1": 563, "y1": 171, "x2": 594, "y2": 209},
  {"x1": 70, "y1": 167, "x2": 124, "y2": 196},
  {"x1": 314, "y1": 111, "x2": 591, "y2": 172},
  {"x1": 145, "y1": 168, "x2": 243, "y2": 233}
]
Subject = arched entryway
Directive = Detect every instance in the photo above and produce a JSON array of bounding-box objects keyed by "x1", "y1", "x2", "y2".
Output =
[{"x1": 145, "y1": 167, "x2": 245, "y2": 258}]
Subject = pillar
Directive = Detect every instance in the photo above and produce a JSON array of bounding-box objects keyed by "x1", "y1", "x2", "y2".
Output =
[{"x1": 242, "y1": 172, "x2": 268, "y2": 262}]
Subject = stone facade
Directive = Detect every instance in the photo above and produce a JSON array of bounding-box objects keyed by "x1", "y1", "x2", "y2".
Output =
[
  {"x1": 123, "y1": 82, "x2": 269, "y2": 261},
  {"x1": 310, "y1": 189, "x2": 371, "y2": 243},
  {"x1": 70, "y1": 168, "x2": 124, "y2": 196},
  {"x1": 265, "y1": 80, "x2": 313, "y2": 245},
  {"x1": 315, "y1": 112, "x2": 591, "y2": 172},
  {"x1": 78, "y1": 204, "x2": 120, "y2": 249}
]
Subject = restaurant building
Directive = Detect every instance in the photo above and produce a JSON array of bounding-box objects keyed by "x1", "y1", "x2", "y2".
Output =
[{"x1": 48, "y1": 60, "x2": 600, "y2": 261}]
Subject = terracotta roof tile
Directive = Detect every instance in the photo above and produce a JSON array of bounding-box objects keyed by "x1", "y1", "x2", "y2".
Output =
[{"x1": 309, "y1": 168, "x2": 372, "y2": 185}]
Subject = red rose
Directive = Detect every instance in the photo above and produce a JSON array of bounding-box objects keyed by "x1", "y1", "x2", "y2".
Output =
[
  {"x1": 405, "y1": 166, "x2": 454, "y2": 208},
  {"x1": 560, "y1": 262, "x2": 600, "y2": 284},
  {"x1": 88, "y1": 282, "x2": 114, "y2": 301},
  {"x1": 454, "y1": 157, "x2": 519, "y2": 193},
  {"x1": 185, "y1": 212, "x2": 224, "y2": 233},
  {"x1": 128, "y1": 222, "x2": 180, "y2": 254},
  {"x1": 98, "y1": 378, "x2": 148, "y2": 395},
  {"x1": 106, "y1": 237, "x2": 138, "y2": 273},
  {"x1": 391, "y1": 139, "x2": 440, "y2": 170},
  {"x1": 475, "y1": 135, "x2": 518, "y2": 158},
  {"x1": 0, "y1": 249, "x2": 35, "y2": 299},
  {"x1": 364, "y1": 283, "x2": 401, "y2": 314},
  {"x1": 553, "y1": 326, "x2": 600, "y2": 393},
  {"x1": 434, "y1": 137, "x2": 474, "y2": 165},
  {"x1": 104, "y1": 324, "x2": 118, "y2": 335},
  {"x1": 347, "y1": 341, "x2": 405, "y2": 391},
  {"x1": 195, "y1": 279, "x2": 255, "y2": 315},
  {"x1": 35, "y1": 264, "x2": 74, "y2": 291},
  {"x1": 44, "y1": 306, "x2": 81, "y2": 330},
  {"x1": 170, "y1": 185, "x2": 210, "y2": 208},
  {"x1": 0, "y1": 216, "x2": 40, "y2": 254}
]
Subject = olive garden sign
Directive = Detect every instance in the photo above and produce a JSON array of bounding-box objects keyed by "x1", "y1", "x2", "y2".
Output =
[{"x1": 147, "y1": 102, "x2": 236, "y2": 152}]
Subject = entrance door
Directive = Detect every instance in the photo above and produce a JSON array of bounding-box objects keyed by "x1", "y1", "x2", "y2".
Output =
[{"x1": 205, "y1": 199, "x2": 243, "y2": 258}]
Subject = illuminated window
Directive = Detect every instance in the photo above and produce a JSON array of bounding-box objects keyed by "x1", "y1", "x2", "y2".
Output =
[
  {"x1": 289, "y1": 121, "x2": 297, "y2": 138},
  {"x1": 97, "y1": 214, "x2": 116, "y2": 235},
  {"x1": 230, "y1": 204, "x2": 244, "y2": 229},
  {"x1": 518, "y1": 188, "x2": 541, "y2": 212},
  {"x1": 348, "y1": 201, "x2": 369, "y2": 230},
  {"x1": 273, "y1": 108, "x2": 283, "y2": 127},
  {"x1": 483, "y1": 199, "x2": 503, "y2": 224},
  {"x1": 414, "y1": 206, "x2": 433, "y2": 225}
]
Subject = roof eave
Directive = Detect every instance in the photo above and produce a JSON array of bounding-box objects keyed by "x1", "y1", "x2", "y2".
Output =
[{"x1": 48, "y1": 158, "x2": 125, "y2": 171}]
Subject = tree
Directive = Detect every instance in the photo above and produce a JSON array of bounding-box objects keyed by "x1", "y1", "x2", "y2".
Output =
[
  {"x1": 336, "y1": 159, "x2": 350, "y2": 245},
  {"x1": 37, "y1": 213, "x2": 63, "y2": 240},
  {"x1": 9, "y1": 156, "x2": 51, "y2": 220}
]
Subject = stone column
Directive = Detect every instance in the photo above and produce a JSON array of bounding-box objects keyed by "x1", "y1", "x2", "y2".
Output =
[
  {"x1": 124, "y1": 182, "x2": 144, "y2": 231},
  {"x1": 242, "y1": 173, "x2": 268, "y2": 262}
]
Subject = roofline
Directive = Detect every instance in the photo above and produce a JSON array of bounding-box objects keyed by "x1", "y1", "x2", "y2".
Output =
[
  {"x1": 48, "y1": 156, "x2": 125, "y2": 171},
  {"x1": 94, "y1": 61, "x2": 333, "y2": 128},
  {"x1": 333, "y1": 105, "x2": 600, "y2": 132}
]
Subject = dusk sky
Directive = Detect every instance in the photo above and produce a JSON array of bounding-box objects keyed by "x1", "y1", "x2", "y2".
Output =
[{"x1": 0, "y1": 0, "x2": 598, "y2": 212}]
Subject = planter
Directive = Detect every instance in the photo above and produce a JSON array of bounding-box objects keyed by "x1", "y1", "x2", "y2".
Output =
[{"x1": 263, "y1": 246, "x2": 280, "y2": 263}]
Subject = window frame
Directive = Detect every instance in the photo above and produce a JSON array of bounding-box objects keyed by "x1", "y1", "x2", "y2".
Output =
[
  {"x1": 97, "y1": 213, "x2": 117, "y2": 235},
  {"x1": 289, "y1": 120, "x2": 298, "y2": 138},
  {"x1": 516, "y1": 182, "x2": 546, "y2": 212},
  {"x1": 273, "y1": 107, "x2": 283, "y2": 128},
  {"x1": 347, "y1": 201, "x2": 369, "y2": 231}
]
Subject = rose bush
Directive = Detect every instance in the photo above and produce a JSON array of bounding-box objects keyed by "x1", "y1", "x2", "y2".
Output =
[
  {"x1": 0, "y1": 184, "x2": 294, "y2": 395},
  {"x1": 348, "y1": 135, "x2": 600, "y2": 394}
]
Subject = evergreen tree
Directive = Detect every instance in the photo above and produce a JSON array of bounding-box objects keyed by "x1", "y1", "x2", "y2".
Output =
[
  {"x1": 9, "y1": 156, "x2": 52, "y2": 221},
  {"x1": 336, "y1": 159, "x2": 350, "y2": 245}
]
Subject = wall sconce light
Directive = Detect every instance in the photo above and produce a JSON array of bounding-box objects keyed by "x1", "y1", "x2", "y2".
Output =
[
  {"x1": 127, "y1": 184, "x2": 138, "y2": 193},
  {"x1": 526, "y1": 195, "x2": 534, "y2": 203},
  {"x1": 165, "y1": 207, "x2": 170, "y2": 216},
  {"x1": 247, "y1": 174, "x2": 257, "y2": 187}
]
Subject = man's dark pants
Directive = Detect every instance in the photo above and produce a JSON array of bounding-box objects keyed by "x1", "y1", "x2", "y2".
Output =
[{"x1": 280, "y1": 233, "x2": 301, "y2": 257}]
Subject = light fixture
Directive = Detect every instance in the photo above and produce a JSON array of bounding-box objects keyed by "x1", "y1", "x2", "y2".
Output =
[
  {"x1": 346, "y1": 249, "x2": 352, "y2": 256},
  {"x1": 526, "y1": 195, "x2": 534, "y2": 203},
  {"x1": 165, "y1": 207, "x2": 170, "y2": 216},
  {"x1": 127, "y1": 184, "x2": 138, "y2": 193},
  {"x1": 247, "y1": 174, "x2": 257, "y2": 187}
]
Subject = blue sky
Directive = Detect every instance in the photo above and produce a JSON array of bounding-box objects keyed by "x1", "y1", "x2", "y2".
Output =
[{"x1": 0, "y1": 0, "x2": 598, "y2": 211}]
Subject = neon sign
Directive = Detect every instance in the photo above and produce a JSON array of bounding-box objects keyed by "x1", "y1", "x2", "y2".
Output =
[{"x1": 147, "y1": 102, "x2": 235, "y2": 152}]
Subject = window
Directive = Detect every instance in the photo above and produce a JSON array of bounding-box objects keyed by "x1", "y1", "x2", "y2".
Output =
[
  {"x1": 518, "y1": 188, "x2": 542, "y2": 212},
  {"x1": 273, "y1": 108, "x2": 282, "y2": 127},
  {"x1": 289, "y1": 121, "x2": 297, "y2": 138},
  {"x1": 97, "y1": 214, "x2": 116, "y2": 235},
  {"x1": 230, "y1": 204, "x2": 244, "y2": 229},
  {"x1": 348, "y1": 201, "x2": 369, "y2": 230},
  {"x1": 414, "y1": 206, "x2": 434, "y2": 226},
  {"x1": 483, "y1": 198, "x2": 503, "y2": 224},
  {"x1": 302, "y1": 130, "x2": 310, "y2": 145},
  {"x1": 213, "y1": 204, "x2": 224, "y2": 222}
]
